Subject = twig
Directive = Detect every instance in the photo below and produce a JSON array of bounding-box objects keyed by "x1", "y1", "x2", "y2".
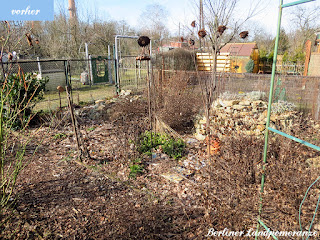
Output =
[{"x1": 66, "y1": 86, "x2": 82, "y2": 161}]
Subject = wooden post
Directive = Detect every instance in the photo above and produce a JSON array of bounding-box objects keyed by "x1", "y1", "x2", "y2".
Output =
[
  {"x1": 57, "y1": 85, "x2": 65, "y2": 109},
  {"x1": 302, "y1": 40, "x2": 312, "y2": 88},
  {"x1": 66, "y1": 87, "x2": 82, "y2": 160},
  {"x1": 59, "y1": 92, "x2": 61, "y2": 109},
  {"x1": 147, "y1": 63, "x2": 152, "y2": 131},
  {"x1": 162, "y1": 55, "x2": 165, "y2": 83},
  {"x1": 315, "y1": 84, "x2": 320, "y2": 120}
]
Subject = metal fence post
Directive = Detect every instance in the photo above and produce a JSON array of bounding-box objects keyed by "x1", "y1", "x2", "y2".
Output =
[
  {"x1": 108, "y1": 45, "x2": 113, "y2": 84},
  {"x1": 89, "y1": 55, "x2": 93, "y2": 86},
  {"x1": 37, "y1": 57, "x2": 42, "y2": 77}
]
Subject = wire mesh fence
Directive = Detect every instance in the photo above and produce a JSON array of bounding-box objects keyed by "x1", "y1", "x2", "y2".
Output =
[
  {"x1": 0, "y1": 55, "x2": 153, "y2": 112},
  {"x1": 0, "y1": 58, "x2": 117, "y2": 112},
  {"x1": 150, "y1": 69, "x2": 320, "y2": 238},
  {"x1": 1, "y1": 56, "x2": 319, "y2": 122},
  {"x1": 118, "y1": 56, "x2": 149, "y2": 91}
]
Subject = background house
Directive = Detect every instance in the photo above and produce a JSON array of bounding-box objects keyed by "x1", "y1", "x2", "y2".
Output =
[
  {"x1": 196, "y1": 42, "x2": 259, "y2": 73},
  {"x1": 219, "y1": 42, "x2": 259, "y2": 73}
]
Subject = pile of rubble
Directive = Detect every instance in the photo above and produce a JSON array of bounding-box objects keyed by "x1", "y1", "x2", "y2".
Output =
[
  {"x1": 74, "y1": 90, "x2": 141, "y2": 120},
  {"x1": 194, "y1": 92, "x2": 298, "y2": 140}
]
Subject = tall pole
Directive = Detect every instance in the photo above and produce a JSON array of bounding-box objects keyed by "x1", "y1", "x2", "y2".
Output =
[
  {"x1": 200, "y1": 0, "x2": 204, "y2": 49},
  {"x1": 255, "y1": 0, "x2": 283, "y2": 238},
  {"x1": 108, "y1": 45, "x2": 113, "y2": 84},
  {"x1": 68, "y1": 0, "x2": 77, "y2": 21},
  {"x1": 200, "y1": 0, "x2": 204, "y2": 29},
  {"x1": 85, "y1": 43, "x2": 89, "y2": 71}
]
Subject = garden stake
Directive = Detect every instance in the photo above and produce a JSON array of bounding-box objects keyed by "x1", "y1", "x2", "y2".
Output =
[
  {"x1": 57, "y1": 85, "x2": 64, "y2": 109},
  {"x1": 66, "y1": 86, "x2": 82, "y2": 161}
]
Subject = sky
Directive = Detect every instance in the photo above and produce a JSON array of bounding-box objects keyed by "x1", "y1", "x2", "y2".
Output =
[{"x1": 54, "y1": 0, "x2": 319, "y2": 37}]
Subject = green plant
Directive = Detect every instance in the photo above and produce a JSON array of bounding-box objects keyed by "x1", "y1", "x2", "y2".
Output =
[
  {"x1": 3, "y1": 72, "x2": 48, "y2": 129},
  {"x1": 0, "y1": 23, "x2": 47, "y2": 226},
  {"x1": 87, "y1": 127, "x2": 96, "y2": 131},
  {"x1": 245, "y1": 59, "x2": 255, "y2": 73},
  {"x1": 88, "y1": 165, "x2": 98, "y2": 170},
  {"x1": 137, "y1": 131, "x2": 167, "y2": 155},
  {"x1": 53, "y1": 133, "x2": 67, "y2": 139},
  {"x1": 274, "y1": 78, "x2": 287, "y2": 102},
  {"x1": 137, "y1": 131, "x2": 186, "y2": 159},
  {"x1": 0, "y1": 72, "x2": 43, "y2": 217},
  {"x1": 128, "y1": 164, "x2": 144, "y2": 179},
  {"x1": 133, "y1": 158, "x2": 141, "y2": 164},
  {"x1": 79, "y1": 101, "x2": 87, "y2": 106},
  {"x1": 162, "y1": 138, "x2": 186, "y2": 160}
]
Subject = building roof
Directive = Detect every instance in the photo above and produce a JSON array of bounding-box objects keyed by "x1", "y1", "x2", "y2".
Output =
[{"x1": 220, "y1": 42, "x2": 258, "y2": 56}]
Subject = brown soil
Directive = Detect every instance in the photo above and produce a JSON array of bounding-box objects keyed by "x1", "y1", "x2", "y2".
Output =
[{"x1": 1, "y1": 97, "x2": 320, "y2": 240}]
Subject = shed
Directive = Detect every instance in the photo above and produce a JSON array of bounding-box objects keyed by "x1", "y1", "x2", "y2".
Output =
[
  {"x1": 308, "y1": 53, "x2": 320, "y2": 76},
  {"x1": 196, "y1": 43, "x2": 259, "y2": 73},
  {"x1": 219, "y1": 43, "x2": 259, "y2": 73}
]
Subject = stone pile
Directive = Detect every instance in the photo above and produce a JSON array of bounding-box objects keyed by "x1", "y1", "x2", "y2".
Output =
[
  {"x1": 194, "y1": 93, "x2": 298, "y2": 140},
  {"x1": 74, "y1": 90, "x2": 139, "y2": 120}
]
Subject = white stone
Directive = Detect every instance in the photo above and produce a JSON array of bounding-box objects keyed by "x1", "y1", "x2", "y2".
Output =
[
  {"x1": 97, "y1": 105, "x2": 105, "y2": 111},
  {"x1": 120, "y1": 89, "x2": 132, "y2": 96},
  {"x1": 95, "y1": 99, "x2": 105, "y2": 105},
  {"x1": 257, "y1": 124, "x2": 266, "y2": 132},
  {"x1": 194, "y1": 133, "x2": 206, "y2": 141},
  {"x1": 199, "y1": 119, "x2": 207, "y2": 124},
  {"x1": 233, "y1": 105, "x2": 246, "y2": 111},
  {"x1": 239, "y1": 101, "x2": 251, "y2": 106}
]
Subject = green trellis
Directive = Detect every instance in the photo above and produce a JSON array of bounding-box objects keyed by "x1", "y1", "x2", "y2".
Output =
[{"x1": 255, "y1": 0, "x2": 319, "y2": 239}]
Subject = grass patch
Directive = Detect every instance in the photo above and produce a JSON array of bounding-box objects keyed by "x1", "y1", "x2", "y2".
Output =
[
  {"x1": 137, "y1": 131, "x2": 186, "y2": 160},
  {"x1": 34, "y1": 84, "x2": 115, "y2": 112},
  {"x1": 53, "y1": 133, "x2": 67, "y2": 140},
  {"x1": 128, "y1": 164, "x2": 144, "y2": 179}
]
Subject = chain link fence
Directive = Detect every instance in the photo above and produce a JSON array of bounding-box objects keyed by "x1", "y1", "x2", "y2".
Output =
[
  {"x1": 117, "y1": 56, "x2": 149, "y2": 91},
  {"x1": 0, "y1": 58, "x2": 118, "y2": 112}
]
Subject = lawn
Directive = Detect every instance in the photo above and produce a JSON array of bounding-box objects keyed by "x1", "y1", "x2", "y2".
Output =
[
  {"x1": 34, "y1": 84, "x2": 116, "y2": 111},
  {"x1": 34, "y1": 67, "x2": 148, "y2": 112}
]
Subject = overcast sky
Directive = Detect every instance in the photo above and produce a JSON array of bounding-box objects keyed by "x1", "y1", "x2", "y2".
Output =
[{"x1": 54, "y1": 0, "x2": 319, "y2": 36}]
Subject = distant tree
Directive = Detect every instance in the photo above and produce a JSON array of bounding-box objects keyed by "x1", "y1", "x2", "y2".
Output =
[
  {"x1": 289, "y1": 5, "x2": 320, "y2": 64},
  {"x1": 249, "y1": 24, "x2": 274, "y2": 63},
  {"x1": 138, "y1": 3, "x2": 169, "y2": 46},
  {"x1": 0, "y1": 21, "x2": 35, "y2": 57},
  {"x1": 290, "y1": 5, "x2": 320, "y2": 34},
  {"x1": 272, "y1": 29, "x2": 289, "y2": 55}
]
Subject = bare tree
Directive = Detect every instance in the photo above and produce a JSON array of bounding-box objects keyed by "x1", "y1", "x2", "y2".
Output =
[
  {"x1": 250, "y1": 23, "x2": 274, "y2": 58},
  {"x1": 195, "y1": 0, "x2": 265, "y2": 135},
  {"x1": 138, "y1": 3, "x2": 169, "y2": 47},
  {"x1": 290, "y1": 5, "x2": 320, "y2": 32},
  {"x1": 289, "y1": 5, "x2": 320, "y2": 60},
  {"x1": 192, "y1": 0, "x2": 265, "y2": 219}
]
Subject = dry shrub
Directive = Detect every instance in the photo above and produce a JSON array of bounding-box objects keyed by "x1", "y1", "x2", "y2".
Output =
[
  {"x1": 262, "y1": 137, "x2": 319, "y2": 233},
  {"x1": 202, "y1": 135, "x2": 263, "y2": 232},
  {"x1": 155, "y1": 48, "x2": 196, "y2": 71},
  {"x1": 158, "y1": 72, "x2": 202, "y2": 133},
  {"x1": 199, "y1": 134, "x2": 319, "y2": 235},
  {"x1": 108, "y1": 98, "x2": 148, "y2": 124}
]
